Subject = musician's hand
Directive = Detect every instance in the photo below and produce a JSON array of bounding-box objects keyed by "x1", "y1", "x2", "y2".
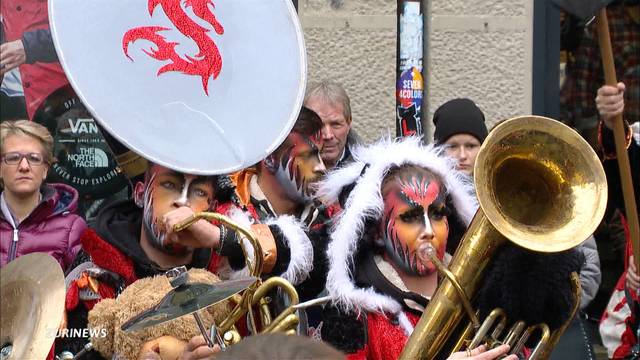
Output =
[
  {"x1": 447, "y1": 344, "x2": 518, "y2": 360},
  {"x1": 161, "y1": 206, "x2": 221, "y2": 249},
  {"x1": 0, "y1": 40, "x2": 26, "y2": 75},
  {"x1": 178, "y1": 335, "x2": 221, "y2": 360},
  {"x1": 596, "y1": 82, "x2": 625, "y2": 129},
  {"x1": 138, "y1": 336, "x2": 187, "y2": 360},
  {"x1": 627, "y1": 255, "x2": 640, "y2": 293}
]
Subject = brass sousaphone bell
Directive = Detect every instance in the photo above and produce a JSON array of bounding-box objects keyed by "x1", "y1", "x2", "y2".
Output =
[
  {"x1": 0, "y1": 253, "x2": 66, "y2": 360},
  {"x1": 400, "y1": 116, "x2": 608, "y2": 360}
]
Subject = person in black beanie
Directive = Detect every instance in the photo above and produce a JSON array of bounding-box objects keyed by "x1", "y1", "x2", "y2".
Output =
[{"x1": 432, "y1": 98, "x2": 488, "y2": 177}]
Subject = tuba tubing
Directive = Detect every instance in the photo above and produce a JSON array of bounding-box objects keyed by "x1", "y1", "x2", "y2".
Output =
[
  {"x1": 174, "y1": 212, "x2": 301, "y2": 342},
  {"x1": 399, "y1": 116, "x2": 607, "y2": 359}
]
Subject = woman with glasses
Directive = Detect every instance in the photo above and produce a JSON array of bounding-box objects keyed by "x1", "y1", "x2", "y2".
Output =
[{"x1": 0, "y1": 120, "x2": 86, "y2": 270}]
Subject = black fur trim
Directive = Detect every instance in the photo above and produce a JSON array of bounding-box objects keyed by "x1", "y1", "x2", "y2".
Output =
[
  {"x1": 215, "y1": 174, "x2": 240, "y2": 205},
  {"x1": 66, "y1": 249, "x2": 92, "y2": 276},
  {"x1": 267, "y1": 224, "x2": 291, "y2": 276},
  {"x1": 476, "y1": 244, "x2": 583, "y2": 330},
  {"x1": 218, "y1": 228, "x2": 245, "y2": 270},
  {"x1": 296, "y1": 226, "x2": 329, "y2": 302},
  {"x1": 321, "y1": 305, "x2": 367, "y2": 354}
]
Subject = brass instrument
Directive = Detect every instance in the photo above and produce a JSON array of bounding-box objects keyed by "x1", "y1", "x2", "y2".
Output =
[
  {"x1": 121, "y1": 211, "x2": 301, "y2": 349},
  {"x1": 174, "y1": 212, "x2": 300, "y2": 345},
  {"x1": 400, "y1": 116, "x2": 608, "y2": 359},
  {"x1": 1, "y1": 253, "x2": 66, "y2": 360}
]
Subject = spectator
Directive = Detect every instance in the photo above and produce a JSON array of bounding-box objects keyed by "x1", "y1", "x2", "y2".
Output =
[
  {"x1": 0, "y1": 120, "x2": 86, "y2": 270},
  {"x1": 560, "y1": 2, "x2": 638, "y2": 146},
  {"x1": 304, "y1": 80, "x2": 360, "y2": 169},
  {"x1": 432, "y1": 98, "x2": 488, "y2": 178},
  {"x1": 1, "y1": 1, "x2": 68, "y2": 120}
]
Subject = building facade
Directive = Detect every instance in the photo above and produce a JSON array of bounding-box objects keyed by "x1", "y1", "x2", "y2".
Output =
[{"x1": 298, "y1": 0, "x2": 534, "y2": 143}]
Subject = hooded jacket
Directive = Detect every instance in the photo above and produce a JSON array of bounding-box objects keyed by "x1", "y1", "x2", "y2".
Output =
[
  {"x1": 57, "y1": 199, "x2": 221, "y2": 359},
  {"x1": 0, "y1": 183, "x2": 86, "y2": 271}
]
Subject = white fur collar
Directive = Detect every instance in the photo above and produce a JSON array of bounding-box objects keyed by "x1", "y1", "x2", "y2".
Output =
[{"x1": 320, "y1": 137, "x2": 478, "y2": 315}]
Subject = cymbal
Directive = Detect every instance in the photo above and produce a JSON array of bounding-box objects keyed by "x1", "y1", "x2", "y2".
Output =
[
  {"x1": 121, "y1": 277, "x2": 257, "y2": 332},
  {"x1": 1, "y1": 253, "x2": 66, "y2": 360}
]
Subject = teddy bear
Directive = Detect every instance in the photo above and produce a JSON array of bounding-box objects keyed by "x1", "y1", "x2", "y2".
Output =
[{"x1": 87, "y1": 268, "x2": 230, "y2": 360}]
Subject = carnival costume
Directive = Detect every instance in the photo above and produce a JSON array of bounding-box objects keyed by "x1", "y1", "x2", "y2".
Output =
[
  {"x1": 57, "y1": 176, "x2": 312, "y2": 359},
  {"x1": 318, "y1": 137, "x2": 477, "y2": 360},
  {"x1": 230, "y1": 168, "x2": 332, "y2": 332}
]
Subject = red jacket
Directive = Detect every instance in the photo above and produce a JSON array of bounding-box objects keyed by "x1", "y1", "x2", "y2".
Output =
[
  {"x1": 1, "y1": 0, "x2": 69, "y2": 118},
  {"x1": 0, "y1": 183, "x2": 85, "y2": 271}
]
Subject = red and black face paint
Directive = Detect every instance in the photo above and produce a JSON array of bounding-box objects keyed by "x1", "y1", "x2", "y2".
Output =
[
  {"x1": 379, "y1": 170, "x2": 450, "y2": 276},
  {"x1": 271, "y1": 131, "x2": 325, "y2": 202}
]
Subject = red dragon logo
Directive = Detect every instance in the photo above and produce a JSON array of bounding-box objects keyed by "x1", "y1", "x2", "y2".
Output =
[{"x1": 123, "y1": 0, "x2": 224, "y2": 95}]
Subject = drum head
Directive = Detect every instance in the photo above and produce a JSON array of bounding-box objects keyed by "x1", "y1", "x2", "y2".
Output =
[{"x1": 49, "y1": 0, "x2": 306, "y2": 175}]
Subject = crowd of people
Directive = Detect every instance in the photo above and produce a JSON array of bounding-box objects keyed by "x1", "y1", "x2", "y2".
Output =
[
  {"x1": 1, "y1": 1, "x2": 639, "y2": 360},
  {"x1": 1, "y1": 78, "x2": 636, "y2": 360}
]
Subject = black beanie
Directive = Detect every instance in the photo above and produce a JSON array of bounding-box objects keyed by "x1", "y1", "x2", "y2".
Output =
[{"x1": 433, "y1": 98, "x2": 488, "y2": 144}]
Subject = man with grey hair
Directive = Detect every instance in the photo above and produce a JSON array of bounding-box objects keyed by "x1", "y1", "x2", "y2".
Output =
[{"x1": 304, "y1": 80, "x2": 359, "y2": 169}]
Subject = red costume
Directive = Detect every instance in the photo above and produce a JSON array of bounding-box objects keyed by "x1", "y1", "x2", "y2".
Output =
[{"x1": 56, "y1": 199, "x2": 223, "y2": 359}]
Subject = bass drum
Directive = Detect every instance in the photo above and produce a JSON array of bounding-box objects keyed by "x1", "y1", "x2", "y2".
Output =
[{"x1": 33, "y1": 84, "x2": 128, "y2": 200}]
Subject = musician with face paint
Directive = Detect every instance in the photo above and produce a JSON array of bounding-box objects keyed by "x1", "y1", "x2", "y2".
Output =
[
  {"x1": 317, "y1": 138, "x2": 515, "y2": 360},
  {"x1": 55, "y1": 110, "x2": 330, "y2": 358},
  {"x1": 225, "y1": 106, "x2": 328, "y2": 296},
  {"x1": 56, "y1": 163, "x2": 242, "y2": 360}
]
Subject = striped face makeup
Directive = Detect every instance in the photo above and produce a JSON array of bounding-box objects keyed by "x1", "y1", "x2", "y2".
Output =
[
  {"x1": 272, "y1": 131, "x2": 325, "y2": 202},
  {"x1": 140, "y1": 165, "x2": 215, "y2": 253},
  {"x1": 379, "y1": 169, "x2": 450, "y2": 276}
]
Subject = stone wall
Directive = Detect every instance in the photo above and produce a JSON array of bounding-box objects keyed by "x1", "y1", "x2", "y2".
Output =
[{"x1": 298, "y1": 0, "x2": 533, "y2": 143}]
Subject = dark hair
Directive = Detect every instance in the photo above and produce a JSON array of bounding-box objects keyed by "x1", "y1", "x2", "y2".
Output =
[
  {"x1": 215, "y1": 333, "x2": 345, "y2": 360},
  {"x1": 292, "y1": 106, "x2": 323, "y2": 137},
  {"x1": 270, "y1": 107, "x2": 323, "y2": 158}
]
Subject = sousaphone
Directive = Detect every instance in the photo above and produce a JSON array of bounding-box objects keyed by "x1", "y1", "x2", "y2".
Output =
[{"x1": 48, "y1": 0, "x2": 308, "y2": 351}]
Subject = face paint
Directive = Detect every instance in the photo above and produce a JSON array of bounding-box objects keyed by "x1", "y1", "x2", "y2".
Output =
[
  {"x1": 273, "y1": 131, "x2": 325, "y2": 202},
  {"x1": 140, "y1": 165, "x2": 215, "y2": 254},
  {"x1": 379, "y1": 170, "x2": 449, "y2": 276}
]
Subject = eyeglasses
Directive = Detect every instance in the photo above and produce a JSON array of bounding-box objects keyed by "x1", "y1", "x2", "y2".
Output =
[{"x1": 1, "y1": 152, "x2": 47, "y2": 166}]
